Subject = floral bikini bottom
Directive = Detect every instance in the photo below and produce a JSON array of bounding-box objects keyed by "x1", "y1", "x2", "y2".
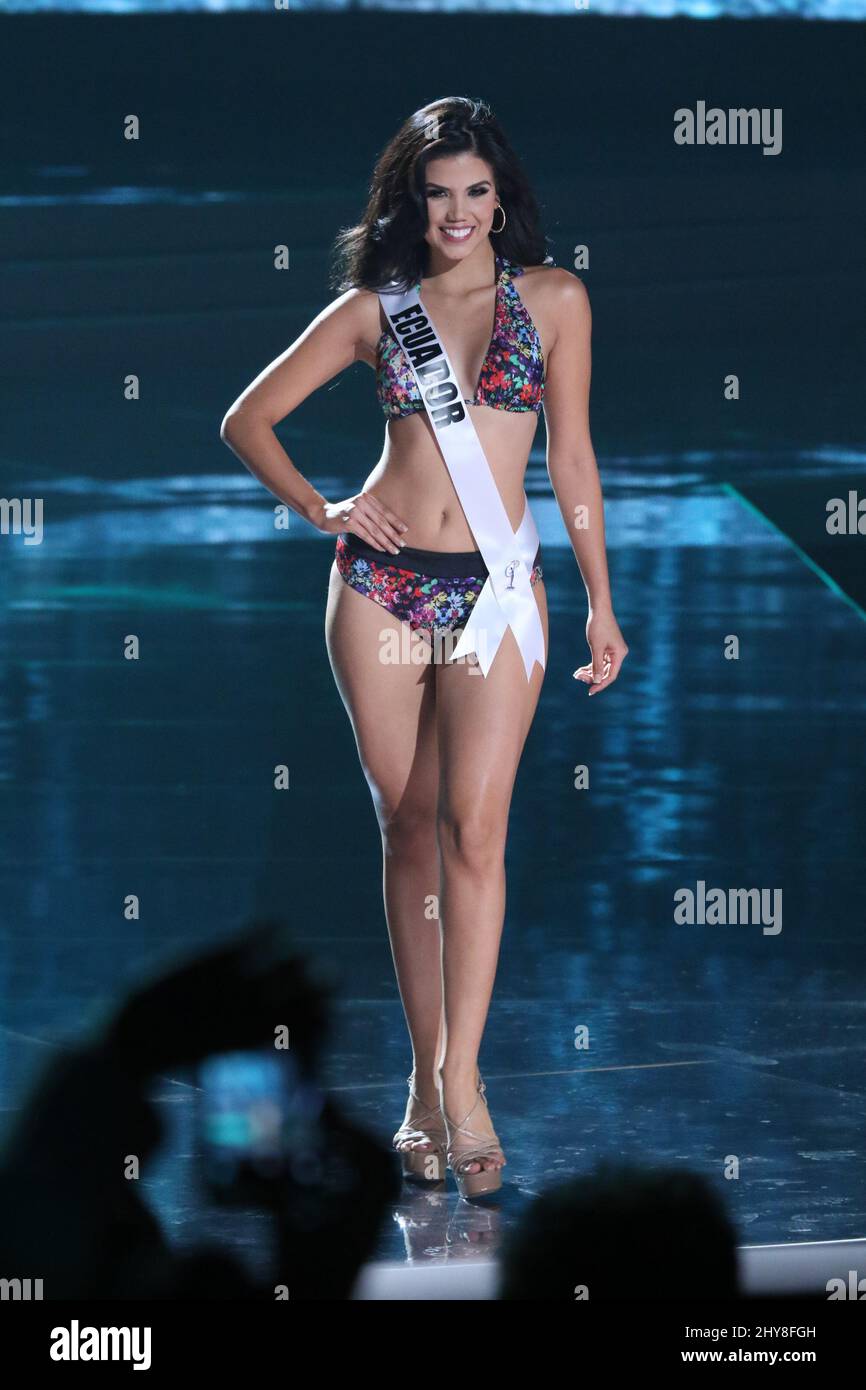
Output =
[{"x1": 335, "y1": 532, "x2": 543, "y2": 638}]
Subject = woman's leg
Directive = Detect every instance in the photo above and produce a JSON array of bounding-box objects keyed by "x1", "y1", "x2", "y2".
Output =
[
  {"x1": 324, "y1": 561, "x2": 445, "y2": 1145},
  {"x1": 435, "y1": 580, "x2": 549, "y2": 1173}
]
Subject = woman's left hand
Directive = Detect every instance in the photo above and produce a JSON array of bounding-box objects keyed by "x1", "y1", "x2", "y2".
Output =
[{"x1": 574, "y1": 608, "x2": 629, "y2": 696}]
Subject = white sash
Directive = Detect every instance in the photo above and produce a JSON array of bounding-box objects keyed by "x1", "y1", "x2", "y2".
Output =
[{"x1": 377, "y1": 277, "x2": 545, "y2": 681}]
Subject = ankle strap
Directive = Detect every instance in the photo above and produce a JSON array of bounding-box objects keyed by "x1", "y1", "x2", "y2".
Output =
[{"x1": 444, "y1": 1076, "x2": 495, "y2": 1141}]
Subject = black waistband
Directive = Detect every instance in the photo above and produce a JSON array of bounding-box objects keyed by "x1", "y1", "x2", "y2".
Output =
[{"x1": 338, "y1": 531, "x2": 541, "y2": 579}]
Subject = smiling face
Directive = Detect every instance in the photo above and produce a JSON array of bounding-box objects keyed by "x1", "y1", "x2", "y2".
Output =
[{"x1": 421, "y1": 151, "x2": 500, "y2": 264}]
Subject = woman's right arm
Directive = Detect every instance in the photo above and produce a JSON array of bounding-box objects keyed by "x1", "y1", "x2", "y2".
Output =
[{"x1": 219, "y1": 289, "x2": 407, "y2": 553}]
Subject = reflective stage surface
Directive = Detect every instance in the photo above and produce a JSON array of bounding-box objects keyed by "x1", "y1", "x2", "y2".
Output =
[{"x1": 2, "y1": 443, "x2": 864, "y2": 1277}]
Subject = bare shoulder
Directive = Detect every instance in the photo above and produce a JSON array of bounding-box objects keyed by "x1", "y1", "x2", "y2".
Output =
[
  {"x1": 519, "y1": 263, "x2": 589, "y2": 324},
  {"x1": 316, "y1": 284, "x2": 379, "y2": 333},
  {"x1": 309, "y1": 285, "x2": 383, "y2": 367},
  {"x1": 517, "y1": 263, "x2": 589, "y2": 359},
  {"x1": 525, "y1": 263, "x2": 589, "y2": 316}
]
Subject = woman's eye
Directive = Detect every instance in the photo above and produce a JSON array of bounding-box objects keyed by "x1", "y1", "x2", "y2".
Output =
[{"x1": 426, "y1": 188, "x2": 490, "y2": 198}]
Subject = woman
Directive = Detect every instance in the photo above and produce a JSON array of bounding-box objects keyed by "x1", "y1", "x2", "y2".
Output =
[{"x1": 220, "y1": 96, "x2": 628, "y2": 1200}]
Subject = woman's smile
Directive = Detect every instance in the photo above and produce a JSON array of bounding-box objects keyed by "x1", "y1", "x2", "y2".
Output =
[{"x1": 439, "y1": 225, "x2": 476, "y2": 243}]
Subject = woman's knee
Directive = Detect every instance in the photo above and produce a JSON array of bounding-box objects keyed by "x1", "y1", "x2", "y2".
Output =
[
  {"x1": 375, "y1": 793, "x2": 438, "y2": 858},
  {"x1": 437, "y1": 804, "x2": 508, "y2": 870}
]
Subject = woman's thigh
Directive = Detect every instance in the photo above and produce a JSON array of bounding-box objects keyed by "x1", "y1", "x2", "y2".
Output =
[
  {"x1": 435, "y1": 580, "x2": 549, "y2": 833},
  {"x1": 324, "y1": 560, "x2": 439, "y2": 823}
]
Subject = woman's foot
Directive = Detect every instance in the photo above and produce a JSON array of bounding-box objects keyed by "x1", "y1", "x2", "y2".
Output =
[
  {"x1": 392, "y1": 1071, "x2": 447, "y2": 1181},
  {"x1": 439, "y1": 1068, "x2": 506, "y2": 1198}
]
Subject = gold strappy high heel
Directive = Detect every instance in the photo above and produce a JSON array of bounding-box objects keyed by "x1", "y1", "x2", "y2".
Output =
[
  {"x1": 442, "y1": 1073, "x2": 505, "y2": 1200},
  {"x1": 392, "y1": 1072, "x2": 447, "y2": 1183}
]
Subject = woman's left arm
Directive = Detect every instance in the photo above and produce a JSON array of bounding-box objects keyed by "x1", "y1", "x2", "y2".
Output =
[{"x1": 542, "y1": 270, "x2": 628, "y2": 696}]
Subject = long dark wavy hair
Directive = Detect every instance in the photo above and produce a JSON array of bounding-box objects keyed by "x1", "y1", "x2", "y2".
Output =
[{"x1": 331, "y1": 96, "x2": 550, "y2": 293}]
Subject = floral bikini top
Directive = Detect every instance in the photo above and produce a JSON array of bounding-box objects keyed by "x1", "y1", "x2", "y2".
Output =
[{"x1": 375, "y1": 253, "x2": 546, "y2": 419}]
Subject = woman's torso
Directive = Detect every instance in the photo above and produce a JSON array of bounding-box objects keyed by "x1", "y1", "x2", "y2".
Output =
[{"x1": 354, "y1": 253, "x2": 557, "y2": 551}]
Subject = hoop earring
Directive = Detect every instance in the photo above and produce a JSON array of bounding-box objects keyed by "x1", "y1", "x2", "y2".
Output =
[{"x1": 491, "y1": 204, "x2": 507, "y2": 234}]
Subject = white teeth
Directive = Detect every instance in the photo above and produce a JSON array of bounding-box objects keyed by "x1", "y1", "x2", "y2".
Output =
[{"x1": 442, "y1": 227, "x2": 472, "y2": 239}]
